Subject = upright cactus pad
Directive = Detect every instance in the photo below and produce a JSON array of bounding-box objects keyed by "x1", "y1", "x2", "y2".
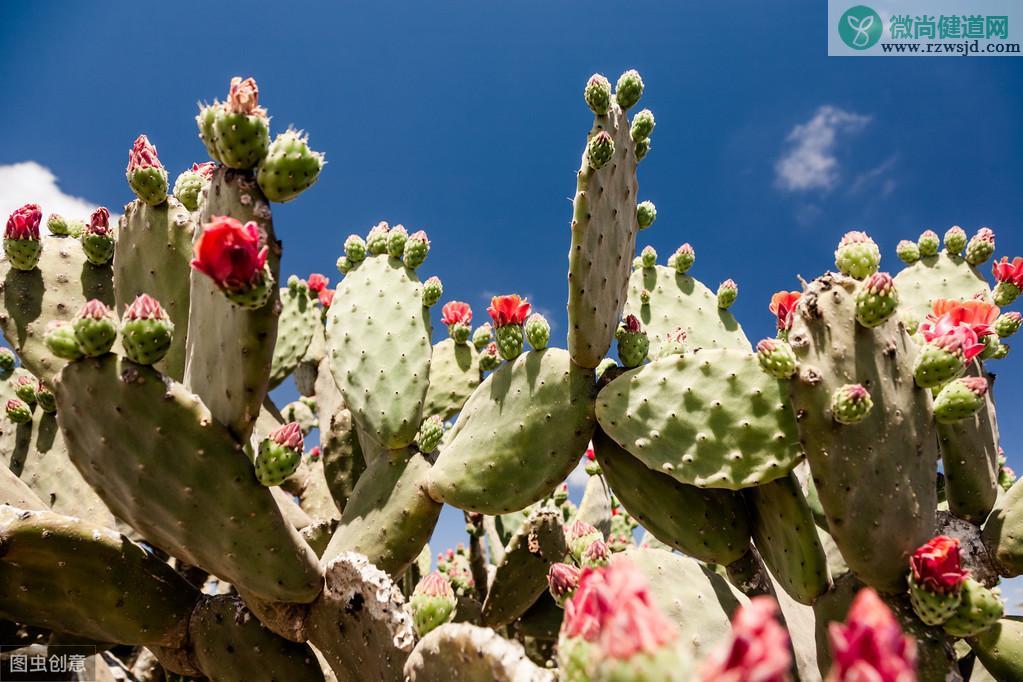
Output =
[
  {"x1": 268, "y1": 278, "x2": 319, "y2": 388},
  {"x1": 422, "y1": 338, "x2": 479, "y2": 421},
  {"x1": 893, "y1": 251, "x2": 991, "y2": 324}
]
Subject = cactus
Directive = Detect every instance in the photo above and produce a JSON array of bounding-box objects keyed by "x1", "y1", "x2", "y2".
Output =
[{"x1": 0, "y1": 70, "x2": 1020, "y2": 682}]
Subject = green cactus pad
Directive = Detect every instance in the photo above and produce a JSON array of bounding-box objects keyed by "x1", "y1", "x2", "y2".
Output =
[
  {"x1": 427, "y1": 349, "x2": 596, "y2": 514},
  {"x1": 403, "y1": 623, "x2": 555, "y2": 682},
  {"x1": 0, "y1": 507, "x2": 197, "y2": 646},
  {"x1": 211, "y1": 109, "x2": 270, "y2": 170},
  {"x1": 55, "y1": 354, "x2": 322, "y2": 603},
  {"x1": 970, "y1": 618, "x2": 1023, "y2": 681},
  {"x1": 938, "y1": 362, "x2": 1000, "y2": 524},
  {"x1": 321, "y1": 448, "x2": 441, "y2": 577},
  {"x1": 188, "y1": 595, "x2": 324, "y2": 681},
  {"x1": 596, "y1": 349, "x2": 801, "y2": 489},
  {"x1": 942, "y1": 578, "x2": 1004, "y2": 638},
  {"x1": 893, "y1": 252, "x2": 991, "y2": 324},
  {"x1": 268, "y1": 282, "x2": 319, "y2": 389},
  {"x1": 623, "y1": 264, "x2": 752, "y2": 358},
  {"x1": 315, "y1": 358, "x2": 366, "y2": 513},
  {"x1": 0, "y1": 465, "x2": 47, "y2": 509},
  {"x1": 422, "y1": 338, "x2": 480, "y2": 421},
  {"x1": 743, "y1": 473, "x2": 830, "y2": 604},
  {"x1": 567, "y1": 99, "x2": 641, "y2": 368},
  {"x1": 481, "y1": 508, "x2": 567, "y2": 627},
  {"x1": 114, "y1": 199, "x2": 194, "y2": 380},
  {"x1": 574, "y1": 473, "x2": 613, "y2": 538},
  {"x1": 787, "y1": 273, "x2": 938, "y2": 593},
  {"x1": 0, "y1": 236, "x2": 114, "y2": 383},
  {"x1": 326, "y1": 254, "x2": 432, "y2": 449},
  {"x1": 183, "y1": 168, "x2": 280, "y2": 442},
  {"x1": 305, "y1": 552, "x2": 415, "y2": 682},
  {"x1": 982, "y1": 478, "x2": 1023, "y2": 577},
  {"x1": 256, "y1": 130, "x2": 324, "y2": 203},
  {"x1": 592, "y1": 428, "x2": 750, "y2": 564}
]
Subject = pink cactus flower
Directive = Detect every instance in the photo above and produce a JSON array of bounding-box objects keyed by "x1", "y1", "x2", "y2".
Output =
[
  {"x1": 77, "y1": 299, "x2": 112, "y2": 320},
  {"x1": 308, "y1": 446, "x2": 321, "y2": 461},
  {"x1": 582, "y1": 539, "x2": 610, "y2": 565},
  {"x1": 415, "y1": 572, "x2": 455, "y2": 599},
  {"x1": 839, "y1": 230, "x2": 872, "y2": 246},
  {"x1": 769, "y1": 291, "x2": 802, "y2": 331},
  {"x1": 756, "y1": 338, "x2": 778, "y2": 354},
  {"x1": 927, "y1": 323, "x2": 985, "y2": 361},
  {"x1": 921, "y1": 299, "x2": 999, "y2": 340},
  {"x1": 621, "y1": 314, "x2": 642, "y2": 333},
  {"x1": 698, "y1": 596, "x2": 792, "y2": 682},
  {"x1": 191, "y1": 216, "x2": 268, "y2": 289},
  {"x1": 307, "y1": 273, "x2": 329, "y2": 293},
  {"x1": 87, "y1": 207, "x2": 111, "y2": 236},
  {"x1": 318, "y1": 288, "x2": 334, "y2": 309},
  {"x1": 487, "y1": 294, "x2": 531, "y2": 327},
  {"x1": 548, "y1": 562, "x2": 581, "y2": 601},
  {"x1": 123, "y1": 294, "x2": 169, "y2": 321},
  {"x1": 5, "y1": 204, "x2": 42, "y2": 240},
  {"x1": 961, "y1": 376, "x2": 989, "y2": 396},
  {"x1": 827, "y1": 588, "x2": 916, "y2": 682},
  {"x1": 992, "y1": 256, "x2": 1023, "y2": 286},
  {"x1": 910, "y1": 536, "x2": 968, "y2": 595},
  {"x1": 269, "y1": 422, "x2": 303, "y2": 450},
  {"x1": 192, "y1": 161, "x2": 216, "y2": 178},
  {"x1": 226, "y1": 76, "x2": 266, "y2": 117},
  {"x1": 441, "y1": 301, "x2": 473, "y2": 327},
  {"x1": 126, "y1": 134, "x2": 163, "y2": 172}
]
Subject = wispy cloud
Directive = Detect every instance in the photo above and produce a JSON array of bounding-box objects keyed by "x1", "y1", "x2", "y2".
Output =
[
  {"x1": 850, "y1": 155, "x2": 898, "y2": 197},
  {"x1": 0, "y1": 162, "x2": 111, "y2": 228},
  {"x1": 775, "y1": 106, "x2": 871, "y2": 192}
]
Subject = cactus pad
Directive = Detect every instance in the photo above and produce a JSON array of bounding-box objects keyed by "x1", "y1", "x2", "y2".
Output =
[
  {"x1": 893, "y1": 252, "x2": 991, "y2": 323},
  {"x1": 314, "y1": 357, "x2": 366, "y2": 513},
  {"x1": 422, "y1": 338, "x2": 479, "y2": 421},
  {"x1": 268, "y1": 281, "x2": 319, "y2": 389},
  {"x1": 596, "y1": 349, "x2": 801, "y2": 489},
  {"x1": 404, "y1": 623, "x2": 555, "y2": 682},
  {"x1": 982, "y1": 478, "x2": 1023, "y2": 577}
]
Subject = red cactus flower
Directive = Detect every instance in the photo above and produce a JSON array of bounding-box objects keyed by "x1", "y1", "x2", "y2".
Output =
[
  {"x1": 584, "y1": 445, "x2": 596, "y2": 461},
  {"x1": 308, "y1": 446, "x2": 321, "y2": 461},
  {"x1": 269, "y1": 422, "x2": 303, "y2": 450},
  {"x1": 487, "y1": 294, "x2": 531, "y2": 327},
  {"x1": 922, "y1": 299, "x2": 999, "y2": 340},
  {"x1": 828, "y1": 588, "x2": 916, "y2": 682},
  {"x1": 127, "y1": 134, "x2": 163, "y2": 172},
  {"x1": 192, "y1": 161, "x2": 216, "y2": 178},
  {"x1": 992, "y1": 257, "x2": 1023, "y2": 287},
  {"x1": 561, "y1": 560, "x2": 678, "y2": 660},
  {"x1": 5, "y1": 204, "x2": 42, "y2": 240},
  {"x1": 317, "y1": 288, "x2": 334, "y2": 308},
  {"x1": 769, "y1": 291, "x2": 802, "y2": 331},
  {"x1": 123, "y1": 294, "x2": 169, "y2": 321},
  {"x1": 87, "y1": 207, "x2": 111, "y2": 236},
  {"x1": 307, "y1": 273, "x2": 329, "y2": 293},
  {"x1": 441, "y1": 301, "x2": 473, "y2": 326},
  {"x1": 191, "y1": 216, "x2": 268, "y2": 289},
  {"x1": 227, "y1": 76, "x2": 265, "y2": 117},
  {"x1": 911, "y1": 536, "x2": 968, "y2": 595},
  {"x1": 698, "y1": 596, "x2": 792, "y2": 682}
]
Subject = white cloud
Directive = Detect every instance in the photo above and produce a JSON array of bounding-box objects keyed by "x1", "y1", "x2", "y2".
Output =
[
  {"x1": 775, "y1": 106, "x2": 871, "y2": 192},
  {"x1": 0, "y1": 162, "x2": 112, "y2": 228}
]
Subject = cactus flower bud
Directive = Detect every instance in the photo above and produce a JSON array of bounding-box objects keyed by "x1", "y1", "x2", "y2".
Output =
[
  {"x1": 172, "y1": 162, "x2": 216, "y2": 211},
  {"x1": 126, "y1": 134, "x2": 168, "y2": 205},
  {"x1": 410, "y1": 572, "x2": 456, "y2": 637},
  {"x1": 835, "y1": 231, "x2": 881, "y2": 280},
  {"x1": 717, "y1": 279, "x2": 738, "y2": 309},
  {"x1": 615, "y1": 315, "x2": 648, "y2": 368},
  {"x1": 583, "y1": 445, "x2": 601, "y2": 475},
  {"x1": 827, "y1": 589, "x2": 916, "y2": 682},
  {"x1": 994, "y1": 311, "x2": 1022, "y2": 338},
  {"x1": 4, "y1": 203, "x2": 43, "y2": 271},
  {"x1": 933, "y1": 377, "x2": 988, "y2": 424},
  {"x1": 615, "y1": 70, "x2": 644, "y2": 110},
  {"x1": 44, "y1": 321, "x2": 83, "y2": 361},
  {"x1": 386, "y1": 225, "x2": 409, "y2": 258},
  {"x1": 756, "y1": 338, "x2": 797, "y2": 379},
  {"x1": 668, "y1": 243, "x2": 695, "y2": 274},
  {"x1": 227, "y1": 76, "x2": 265, "y2": 116},
  {"x1": 998, "y1": 451, "x2": 1016, "y2": 491},
  {"x1": 318, "y1": 288, "x2": 334, "y2": 309},
  {"x1": 403, "y1": 230, "x2": 430, "y2": 269},
  {"x1": 855, "y1": 272, "x2": 899, "y2": 328},
  {"x1": 896, "y1": 239, "x2": 920, "y2": 264},
  {"x1": 769, "y1": 291, "x2": 802, "y2": 333},
  {"x1": 255, "y1": 422, "x2": 304, "y2": 487},
  {"x1": 991, "y1": 256, "x2": 1023, "y2": 306},
  {"x1": 0, "y1": 348, "x2": 14, "y2": 380},
  {"x1": 421, "y1": 276, "x2": 442, "y2": 308},
  {"x1": 524, "y1": 313, "x2": 550, "y2": 350},
  {"x1": 635, "y1": 137, "x2": 651, "y2": 161},
  {"x1": 47, "y1": 213, "x2": 69, "y2": 236},
  {"x1": 192, "y1": 216, "x2": 272, "y2": 309},
  {"x1": 918, "y1": 229, "x2": 940, "y2": 257},
  {"x1": 120, "y1": 294, "x2": 174, "y2": 366},
  {"x1": 565, "y1": 519, "x2": 603, "y2": 564},
  {"x1": 5, "y1": 398, "x2": 32, "y2": 424},
  {"x1": 306, "y1": 273, "x2": 329, "y2": 294},
  {"x1": 80, "y1": 207, "x2": 115, "y2": 265},
  {"x1": 479, "y1": 342, "x2": 500, "y2": 371},
  {"x1": 586, "y1": 131, "x2": 615, "y2": 170},
  {"x1": 630, "y1": 109, "x2": 655, "y2": 142},
  {"x1": 472, "y1": 322, "x2": 493, "y2": 351},
  {"x1": 548, "y1": 562, "x2": 581, "y2": 607},
  {"x1": 344, "y1": 234, "x2": 368, "y2": 264},
  {"x1": 944, "y1": 226, "x2": 967, "y2": 255},
  {"x1": 35, "y1": 380, "x2": 56, "y2": 414},
  {"x1": 698, "y1": 597, "x2": 791, "y2": 682},
  {"x1": 965, "y1": 227, "x2": 996, "y2": 265},
  {"x1": 553, "y1": 481, "x2": 570, "y2": 505},
  {"x1": 636, "y1": 200, "x2": 656, "y2": 230},
  {"x1": 308, "y1": 446, "x2": 321, "y2": 462},
  {"x1": 831, "y1": 384, "x2": 873, "y2": 424},
  {"x1": 580, "y1": 539, "x2": 610, "y2": 568},
  {"x1": 415, "y1": 415, "x2": 444, "y2": 454},
  {"x1": 365, "y1": 222, "x2": 390, "y2": 255},
  {"x1": 639, "y1": 245, "x2": 657, "y2": 269},
  {"x1": 583, "y1": 74, "x2": 612, "y2": 115},
  {"x1": 13, "y1": 375, "x2": 36, "y2": 405},
  {"x1": 72, "y1": 300, "x2": 117, "y2": 357}
]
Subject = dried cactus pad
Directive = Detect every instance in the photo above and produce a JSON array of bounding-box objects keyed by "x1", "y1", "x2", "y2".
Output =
[
  {"x1": 893, "y1": 252, "x2": 991, "y2": 323},
  {"x1": 427, "y1": 348, "x2": 596, "y2": 514},
  {"x1": 623, "y1": 264, "x2": 751, "y2": 356},
  {"x1": 55, "y1": 354, "x2": 322, "y2": 603},
  {"x1": 0, "y1": 506, "x2": 197, "y2": 646},
  {"x1": 596, "y1": 349, "x2": 801, "y2": 489},
  {"x1": 404, "y1": 622, "x2": 555, "y2": 682},
  {"x1": 326, "y1": 254, "x2": 432, "y2": 449}
]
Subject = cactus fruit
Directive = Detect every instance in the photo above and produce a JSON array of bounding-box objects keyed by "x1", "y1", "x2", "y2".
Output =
[
  {"x1": 80, "y1": 207, "x2": 115, "y2": 265},
  {"x1": 918, "y1": 229, "x2": 940, "y2": 257},
  {"x1": 586, "y1": 130, "x2": 615, "y2": 170},
  {"x1": 716, "y1": 279, "x2": 737, "y2": 309},
  {"x1": 403, "y1": 230, "x2": 430, "y2": 269},
  {"x1": 255, "y1": 422, "x2": 304, "y2": 487},
  {"x1": 471, "y1": 322, "x2": 492, "y2": 351},
  {"x1": 440, "y1": 301, "x2": 472, "y2": 343},
  {"x1": 994, "y1": 311, "x2": 1022, "y2": 337},
  {"x1": 831, "y1": 383, "x2": 874, "y2": 424},
  {"x1": 0, "y1": 347, "x2": 14, "y2": 378},
  {"x1": 198, "y1": 76, "x2": 270, "y2": 169},
  {"x1": 365, "y1": 221, "x2": 390, "y2": 255},
  {"x1": 966, "y1": 227, "x2": 996, "y2": 265},
  {"x1": 941, "y1": 578, "x2": 1004, "y2": 637},
  {"x1": 4, "y1": 203, "x2": 43, "y2": 270},
  {"x1": 914, "y1": 326, "x2": 981, "y2": 388},
  {"x1": 46, "y1": 213, "x2": 69, "y2": 236},
  {"x1": 422, "y1": 275, "x2": 442, "y2": 307},
  {"x1": 120, "y1": 294, "x2": 174, "y2": 366},
  {"x1": 35, "y1": 380, "x2": 56, "y2": 413},
  {"x1": 584, "y1": 74, "x2": 612, "y2": 115},
  {"x1": 630, "y1": 109, "x2": 655, "y2": 141},
  {"x1": 386, "y1": 225, "x2": 408, "y2": 258},
  {"x1": 639, "y1": 244, "x2": 657, "y2": 269},
  {"x1": 548, "y1": 562, "x2": 581, "y2": 606},
  {"x1": 933, "y1": 376, "x2": 988, "y2": 423},
  {"x1": 478, "y1": 341, "x2": 500, "y2": 371},
  {"x1": 565, "y1": 519, "x2": 603, "y2": 564},
  {"x1": 991, "y1": 256, "x2": 1023, "y2": 306},
  {"x1": 13, "y1": 374, "x2": 37, "y2": 405},
  {"x1": 524, "y1": 312, "x2": 550, "y2": 350},
  {"x1": 172, "y1": 161, "x2": 215, "y2": 211},
  {"x1": 257, "y1": 129, "x2": 324, "y2": 202},
  {"x1": 636, "y1": 200, "x2": 656, "y2": 229},
  {"x1": 615, "y1": 69, "x2": 644, "y2": 109},
  {"x1": 44, "y1": 321, "x2": 84, "y2": 361},
  {"x1": 896, "y1": 239, "x2": 921, "y2": 264},
  {"x1": 126, "y1": 135, "x2": 169, "y2": 205},
  {"x1": 855, "y1": 271, "x2": 898, "y2": 328},
  {"x1": 190, "y1": 215, "x2": 273, "y2": 309},
  {"x1": 415, "y1": 415, "x2": 444, "y2": 453},
  {"x1": 72, "y1": 300, "x2": 117, "y2": 357},
  {"x1": 6, "y1": 397, "x2": 31, "y2": 423},
  {"x1": 944, "y1": 225, "x2": 967, "y2": 255},
  {"x1": 756, "y1": 338, "x2": 797, "y2": 379},
  {"x1": 614, "y1": 314, "x2": 648, "y2": 368},
  {"x1": 487, "y1": 294, "x2": 530, "y2": 361},
  {"x1": 834, "y1": 231, "x2": 881, "y2": 280},
  {"x1": 908, "y1": 536, "x2": 968, "y2": 626},
  {"x1": 410, "y1": 572, "x2": 457, "y2": 637}
]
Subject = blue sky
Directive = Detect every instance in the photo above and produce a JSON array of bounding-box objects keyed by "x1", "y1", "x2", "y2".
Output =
[{"x1": 2, "y1": 2, "x2": 1022, "y2": 595}]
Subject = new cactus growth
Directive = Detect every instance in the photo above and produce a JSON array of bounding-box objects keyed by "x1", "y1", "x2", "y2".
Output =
[
  {"x1": 831, "y1": 383, "x2": 873, "y2": 424},
  {"x1": 586, "y1": 130, "x2": 615, "y2": 170},
  {"x1": 584, "y1": 74, "x2": 612, "y2": 115},
  {"x1": 855, "y1": 271, "x2": 898, "y2": 328},
  {"x1": 5, "y1": 397, "x2": 32, "y2": 423},
  {"x1": 0, "y1": 347, "x2": 14, "y2": 378},
  {"x1": 668, "y1": 243, "x2": 695, "y2": 273},
  {"x1": 415, "y1": 415, "x2": 444, "y2": 453},
  {"x1": 636, "y1": 200, "x2": 656, "y2": 229},
  {"x1": 422, "y1": 275, "x2": 442, "y2": 307},
  {"x1": 933, "y1": 376, "x2": 988, "y2": 423},
  {"x1": 716, "y1": 279, "x2": 737, "y2": 309},
  {"x1": 614, "y1": 314, "x2": 648, "y2": 368},
  {"x1": 524, "y1": 312, "x2": 550, "y2": 350}
]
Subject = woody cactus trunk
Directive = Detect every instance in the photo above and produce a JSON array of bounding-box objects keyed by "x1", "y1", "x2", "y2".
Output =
[{"x1": 0, "y1": 72, "x2": 1022, "y2": 682}]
